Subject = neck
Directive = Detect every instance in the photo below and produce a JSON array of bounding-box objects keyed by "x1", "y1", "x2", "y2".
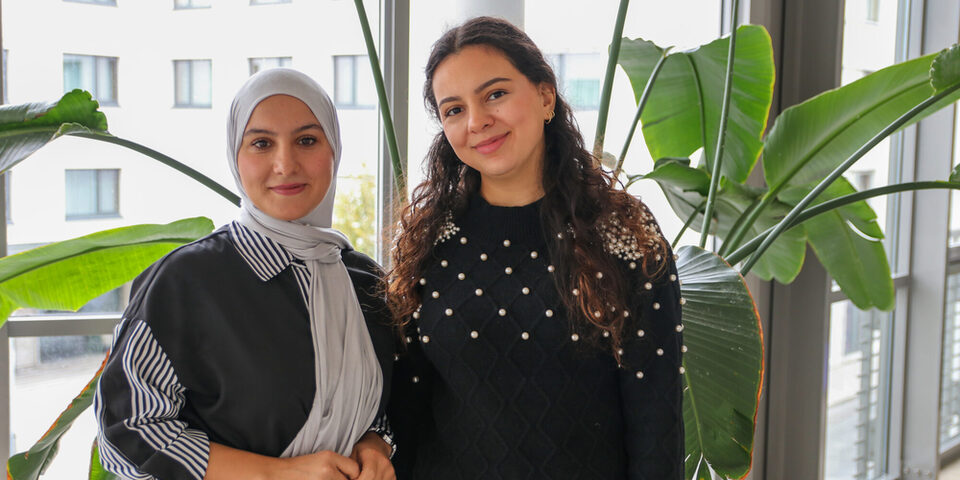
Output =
[{"x1": 479, "y1": 178, "x2": 545, "y2": 206}]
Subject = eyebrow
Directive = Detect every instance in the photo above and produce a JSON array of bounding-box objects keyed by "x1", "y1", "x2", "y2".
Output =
[
  {"x1": 437, "y1": 77, "x2": 511, "y2": 107},
  {"x1": 243, "y1": 123, "x2": 323, "y2": 137}
]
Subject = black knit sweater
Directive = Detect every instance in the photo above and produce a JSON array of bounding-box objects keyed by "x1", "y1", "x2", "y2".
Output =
[{"x1": 389, "y1": 195, "x2": 684, "y2": 480}]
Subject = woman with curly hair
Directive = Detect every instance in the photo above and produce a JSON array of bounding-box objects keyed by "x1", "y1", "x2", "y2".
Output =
[{"x1": 386, "y1": 16, "x2": 685, "y2": 480}]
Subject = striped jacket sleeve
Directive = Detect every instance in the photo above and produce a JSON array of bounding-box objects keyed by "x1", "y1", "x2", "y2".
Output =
[{"x1": 94, "y1": 318, "x2": 210, "y2": 480}]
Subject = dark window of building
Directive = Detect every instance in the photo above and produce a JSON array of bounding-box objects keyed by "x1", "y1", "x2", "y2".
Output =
[
  {"x1": 63, "y1": 54, "x2": 118, "y2": 105},
  {"x1": 65, "y1": 169, "x2": 119, "y2": 219},
  {"x1": 249, "y1": 57, "x2": 292, "y2": 75},
  {"x1": 333, "y1": 55, "x2": 376, "y2": 108},
  {"x1": 174, "y1": 59, "x2": 212, "y2": 108}
]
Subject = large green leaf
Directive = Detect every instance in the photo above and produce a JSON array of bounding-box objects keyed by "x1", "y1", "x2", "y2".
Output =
[
  {"x1": 781, "y1": 179, "x2": 893, "y2": 310},
  {"x1": 0, "y1": 90, "x2": 108, "y2": 174},
  {"x1": 642, "y1": 158, "x2": 806, "y2": 283},
  {"x1": 0, "y1": 217, "x2": 213, "y2": 326},
  {"x1": 677, "y1": 245, "x2": 763, "y2": 480},
  {"x1": 7, "y1": 357, "x2": 106, "y2": 480},
  {"x1": 763, "y1": 45, "x2": 960, "y2": 195},
  {"x1": 88, "y1": 439, "x2": 119, "y2": 480},
  {"x1": 619, "y1": 25, "x2": 775, "y2": 182}
]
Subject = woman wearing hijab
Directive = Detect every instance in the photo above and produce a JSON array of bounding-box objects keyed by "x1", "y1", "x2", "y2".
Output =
[{"x1": 94, "y1": 68, "x2": 396, "y2": 480}]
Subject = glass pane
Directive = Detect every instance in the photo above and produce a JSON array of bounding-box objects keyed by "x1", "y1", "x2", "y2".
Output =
[
  {"x1": 65, "y1": 169, "x2": 96, "y2": 217},
  {"x1": 825, "y1": 301, "x2": 893, "y2": 480},
  {"x1": 942, "y1": 270, "x2": 960, "y2": 448},
  {"x1": 558, "y1": 53, "x2": 602, "y2": 111},
  {"x1": 63, "y1": 54, "x2": 94, "y2": 94},
  {"x1": 11, "y1": 335, "x2": 111, "y2": 477},
  {"x1": 174, "y1": 60, "x2": 191, "y2": 105},
  {"x1": 354, "y1": 56, "x2": 376, "y2": 108},
  {"x1": 97, "y1": 169, "x2": 118, "y2": 215},
  {"x1": 334, "y1": 55, "x2": 354, "y2": 105},
  {"x1": 190, "y1": 59, "x2": 212, "y2": 106},
  {"x1": 840, "y1": 0, "x2": 901, "y2": 261},
  {"x1": 96, "y1": 56, "x2": 117, "y2": 104}
]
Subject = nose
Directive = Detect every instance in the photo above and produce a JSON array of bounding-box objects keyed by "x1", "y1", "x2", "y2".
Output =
[
  {"x1": 272, "y1": 143, "x2": 299, "y2": 176},
  {"x1": 467, "y1": 106, "x2": 493, "y2": 133}
]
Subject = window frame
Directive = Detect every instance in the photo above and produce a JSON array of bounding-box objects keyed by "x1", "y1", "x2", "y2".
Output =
[
  {"x1": 63, "y1": 53, "x2": 119, "y2": 106},
  {"x1": 333, "y1": 54, "x2": 376, "y2": 109},
  {"x1": 174, "y1": 0, "x2": 212, "y2": 10},
  {"x1": 173, "y1": 59, "x2": 213, "y2": 108},
  {"x1": 64, "y1": 168, "x2": 120, "y2": 220}
]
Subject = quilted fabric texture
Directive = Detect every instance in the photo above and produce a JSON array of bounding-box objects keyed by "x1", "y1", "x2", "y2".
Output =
[{"x1": 389, "y1": 195, "x2": 684, "y2": 480}]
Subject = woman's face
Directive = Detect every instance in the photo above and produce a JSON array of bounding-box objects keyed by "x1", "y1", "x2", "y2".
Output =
[
  {"x1": 431, "y1": 45, "x2": 555, "y2": 188},
  {"x1": 237, "y1": 94, "x2": 334, "y2": 221}
]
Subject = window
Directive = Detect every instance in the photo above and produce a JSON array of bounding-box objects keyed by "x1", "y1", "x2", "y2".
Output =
[
  {"x1": 63, "y1": 54, "x2": 117, "y2": 106},
  {"x1": 65, "y1": 169, "x2": 119, "y2": 219},
  {"x1": 333, "y1": 55, "x2": 376, "y2": 108},
  {"x1": 549, "y1": 53, "x2": 603, "y2": 111},
  {"x1": 174, "y1": 0, "x2": 212, "y2": 9},
  {"x1": 867, "y1": 0, "x2": 881, "y2": 23},
  {"x1": 174, "y1": 59, "x2": 212, "y2": 108},
  {"x1": 250, "y1": 0, "x2": 290, "y2": 4},
  {"x1": 63, "y1": 0, "x2": 116, "y2": 5},
  {"x1": 249, "y1": 56, "x2": 292, "y2": 75}
]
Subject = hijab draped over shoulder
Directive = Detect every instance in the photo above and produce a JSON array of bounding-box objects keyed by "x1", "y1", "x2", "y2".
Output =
[{"x1": 226, "y1": 68, "x2": 382, "y2": 457}]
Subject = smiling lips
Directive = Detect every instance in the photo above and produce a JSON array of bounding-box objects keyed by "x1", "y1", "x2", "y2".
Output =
[
  {"x1": 473, "y1": 132, "x2": 509, "y2": 154},
  {"x1": 270, "y1": 183, "x2": 307, "y2": 196}
]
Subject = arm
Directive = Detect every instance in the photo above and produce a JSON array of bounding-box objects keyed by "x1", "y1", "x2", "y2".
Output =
[
  {"x1": 386, "y1": 323, "x2": 436, "y2": 479},
  {"x1": 94, "y1": 319, "x2": 210, "y2": 480},
  {"x1": 619, "y1": 260, "x2": 685, "y2": 480}
]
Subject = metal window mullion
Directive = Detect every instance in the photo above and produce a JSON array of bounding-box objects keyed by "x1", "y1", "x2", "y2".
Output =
[{"x1": 377, "y1": 0, "x2": 409, "y2": 265}]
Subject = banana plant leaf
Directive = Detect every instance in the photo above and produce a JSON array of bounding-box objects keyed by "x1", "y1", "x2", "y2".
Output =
[
  {"x1": 0, "y1": 217, "x2": 213, "y2": 326},
  {"x1": 88, "y1": 439, "x2": 118, "y2": 480},
  {"x1": 677, "y1": 245, "x2": 763, "y2": 480},
  {"x1": 7, "y1": 357, "x2": 107, "y2": 480},
  {"x1": 780, "y1": 179, "x2": 893, "y2": 310},
  {"x1": 618, "y1": 25, "x2": 774, "y2": 183},
  {"x1": 0, "y1": 90, "x2": 107, "y2": 174},
  {"x1": 641, "y1": 158, "x2": 806, "y2": 283},
  {"x1": 763, "y1": 45, "x2": 960, "y2": 197}
]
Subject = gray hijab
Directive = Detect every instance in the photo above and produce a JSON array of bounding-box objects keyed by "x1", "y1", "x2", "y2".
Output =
[{"x1": 226, "y1": 68, "x2": 382, "y2": 457}]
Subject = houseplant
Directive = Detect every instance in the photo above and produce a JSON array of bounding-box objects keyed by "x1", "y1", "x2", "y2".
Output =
[{"x1": 3, "y1": 0, "x2": 960, "y2": 478}]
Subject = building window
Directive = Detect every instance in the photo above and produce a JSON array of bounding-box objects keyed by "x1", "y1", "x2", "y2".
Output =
[
  {"x1": 549, "y1": 53, "x2": 603, "y2": 111},
  {"x1": 63, "y1": 54, "x2": 118, "y2": 106},
  {"x1": 250, "y1": 0, "x2": 290, "y2": 4},
  {"x1": 866, "y1": 0, "x2": 880, "y2": 23},
  {"x1": 174, "y1": 59, "x2": 212, "y2": 108},
  {"x1": 249, "y1": 56, "x2": 292, "y2": 75},
  {"x1": 174, "y1": 0, "x2": 212, "y2": 9},
  {"x1": 63, "y1": 0, "x2": 117, "y2": 5},
  {"x1": 65, "y1": 169, "x2": 119, "y2": 219},
  {"x1": 334, "y1": 55, "x2": 376, "y2": 108}
]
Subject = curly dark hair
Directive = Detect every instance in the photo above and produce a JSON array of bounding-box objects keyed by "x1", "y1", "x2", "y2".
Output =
[{"x1": 387, "y1": 16, "x2": 669, "y2": 357}]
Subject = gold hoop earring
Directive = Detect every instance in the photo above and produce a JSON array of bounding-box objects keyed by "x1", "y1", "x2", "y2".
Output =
[{"x1": 545, "y1": 110, "x2": 555, "y2": 125}]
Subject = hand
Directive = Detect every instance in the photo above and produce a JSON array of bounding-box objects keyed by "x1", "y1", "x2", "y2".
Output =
[
  {"x1": 350, "y1": 433, "x2": 395, "y2": 480},
  {"x1": 275, "y1": 450, "x2": 361, "y2": 480}
]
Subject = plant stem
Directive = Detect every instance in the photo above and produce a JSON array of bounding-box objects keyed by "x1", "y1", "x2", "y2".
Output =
[
  {"x1": 740, "y1": 83, "x2": 960, "y2": 274},
  {"x1": 673, "y1": 201, "x2": 705, "y2": 249},
  {"x1": 353, "y1": 0, "x2": 406, "y2": 196},
  {"x1": 71, "y1": 131, "x2": 240, "y2": 206},
  {"x1": 727, "y1": 180, "x2": 960, "y2": 266},
  {"x1": 699, "y1": 0, "x2": 739, "y2": 249},
  {"x1": 613, "y1": 50, "x2": 671, "y2": 179},
  {"x1": 592, "y1": 0, "x2": 630, "y2": 159}
]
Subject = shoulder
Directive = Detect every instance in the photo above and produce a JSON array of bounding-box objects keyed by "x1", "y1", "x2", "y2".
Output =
[
  {"x1": 596, "y1": 197, "x2": 670, "y2": 274},
  {"x1": 341, "y1": 249, "x2": 387, "y2": 309},
  {"x1": 126, "y1": 226, "x2": 247, "y2": 317}
]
